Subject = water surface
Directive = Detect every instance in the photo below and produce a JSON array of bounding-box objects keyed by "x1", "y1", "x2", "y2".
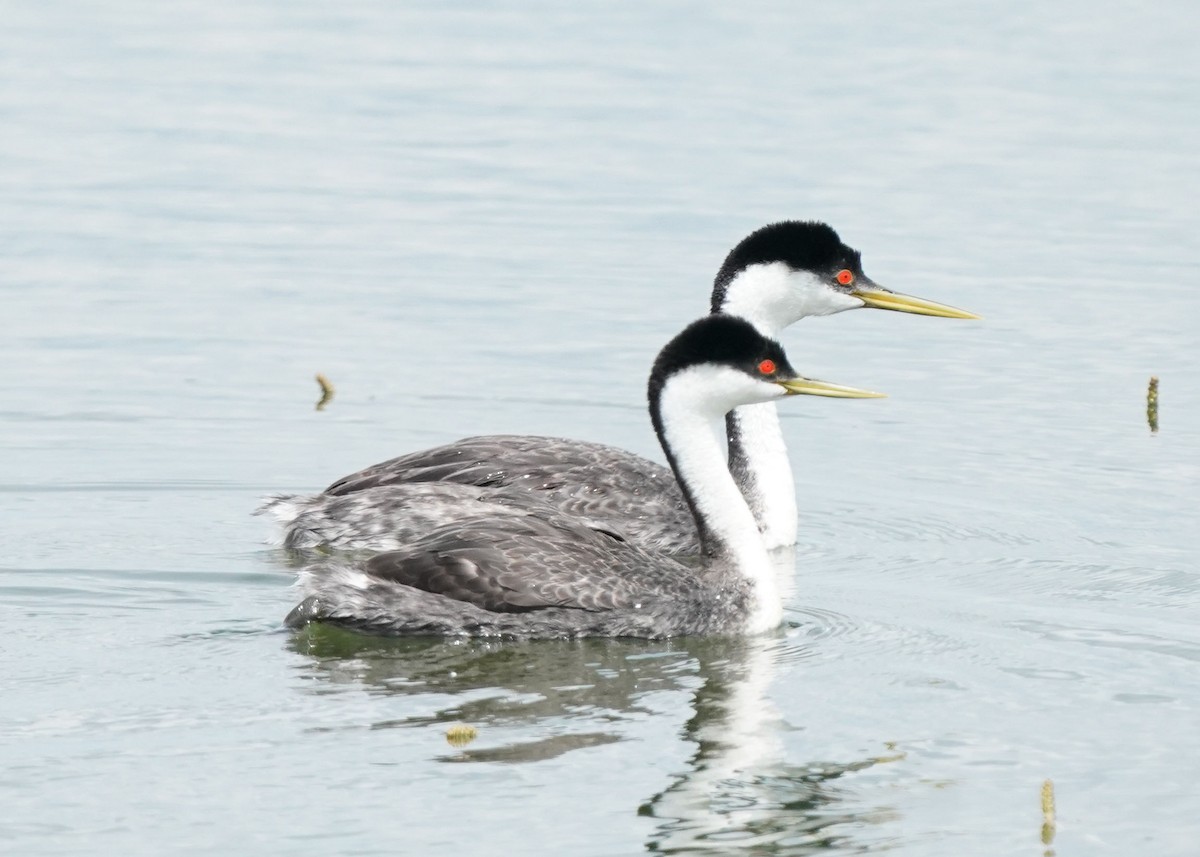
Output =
[{"x1": 3, "y1": 1, "x2": 1198, "y2": 854}]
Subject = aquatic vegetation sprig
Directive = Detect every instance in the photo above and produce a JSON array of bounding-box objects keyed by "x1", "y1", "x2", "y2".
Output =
[
  {"x1": 315, "y1": 373, "x2": 336, "y2": 411},
  {"x1": 445, "y1": 723, "x2": 478, "y2": 748},
  {"x1": 1147, "y1": 376, "x2": 1159, "y2": 434},
  {"x1": 1040, "y1": 778, "x2": 1056, "y2": 852}
]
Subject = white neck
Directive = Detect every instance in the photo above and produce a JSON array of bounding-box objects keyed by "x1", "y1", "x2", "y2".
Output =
[
  {"x1": 713, "y1": 263, "x2": 857, "y2": 549},
  {"x1": 656, "y1": 369, "x2": 783, "y2": 634},
  {"x1": 727, "y1": 403, "x2": 798, "y2": 548}
]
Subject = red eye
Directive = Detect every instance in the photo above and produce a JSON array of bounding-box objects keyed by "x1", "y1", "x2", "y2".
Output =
[
  {"x1": 758, "y1": 359, "x2": 776, "y2": 375},
  {"x1": 836, "y1": 269, "x2": 854, "y2": 286}
]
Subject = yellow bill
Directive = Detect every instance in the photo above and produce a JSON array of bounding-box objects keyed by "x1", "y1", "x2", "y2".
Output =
[
  {"x1": 853, "y1": 287, "x2": 980, "y2": 319},
  {"x1": 777, "y1": 377, "x2": 886, "y2": 399}
]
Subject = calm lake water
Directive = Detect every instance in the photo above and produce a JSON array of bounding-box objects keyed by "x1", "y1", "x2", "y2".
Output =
[{"x1": 3, "y1": 1, "x2": 1198, "y2": 854}]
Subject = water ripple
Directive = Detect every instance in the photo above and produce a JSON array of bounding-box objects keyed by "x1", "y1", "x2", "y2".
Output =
[{"x1": 1011, "y1": 620, "x2": 1200, "y2": 663}]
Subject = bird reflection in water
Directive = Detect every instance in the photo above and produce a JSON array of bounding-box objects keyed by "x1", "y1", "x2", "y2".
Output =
[{"x1": 287, "y1": 558, "x2": 902, "y2": 854}]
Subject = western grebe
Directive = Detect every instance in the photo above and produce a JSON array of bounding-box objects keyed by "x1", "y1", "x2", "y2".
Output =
[
  {"x1": 284, "y1": 315, "x2": 883, "y2": 639},
  {"x1": 264, "y1": 221, "x2": 975, "y2": 554}
]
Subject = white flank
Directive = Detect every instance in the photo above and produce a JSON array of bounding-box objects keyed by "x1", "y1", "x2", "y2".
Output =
[
  {"x1": 256, "y1": 495, "x2": 304, "y2": 526},
  {"x1": 298, "y1": 564, "x2": 371, "y2": 594},
  {"x1": 254, "y1": 495, "x2": 307, "y2": 545}
]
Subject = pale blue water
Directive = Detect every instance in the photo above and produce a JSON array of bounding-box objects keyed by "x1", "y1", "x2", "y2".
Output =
[{"x1": 3, "y1": 1, "x2": 1198, "y2": 854}]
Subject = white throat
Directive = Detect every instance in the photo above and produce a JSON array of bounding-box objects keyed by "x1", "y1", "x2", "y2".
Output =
[{"x1": 656, "y1": 367, "x2": 783, "y2": 634}]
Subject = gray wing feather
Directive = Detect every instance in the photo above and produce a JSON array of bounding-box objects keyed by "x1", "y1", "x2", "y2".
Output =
[
  {"x1": 312, "y1": 435, "x2": 698, "y2": 554},
  {"x1": 360, "y1": 515, "x2": 695, "y2": 614}
]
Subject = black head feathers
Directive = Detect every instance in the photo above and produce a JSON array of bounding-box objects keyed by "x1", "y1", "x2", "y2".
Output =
[
  {"x1": 648, "y1": 316, "x2": 795, "y2": 402},
  {"x1": 710, "y1": 221, "x2": 864, "y2": 312}
]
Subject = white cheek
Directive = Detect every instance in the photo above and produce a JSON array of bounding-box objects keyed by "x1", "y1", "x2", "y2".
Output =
[
  {"x1": 718, "y1": 265, "x2": 865, "y2": 333},
  {"x1": 718, "y1": 263, "x2": 794, "y2": 334},
  {"x1": 729, "y1": 375, "x2": 789, "y2": 409},
  {"x1": 788, "y1": 272, "x2": 865, "y2": 317},
  {"x1": 664, "y1": 366, "x2": 787, "y2": 420}
]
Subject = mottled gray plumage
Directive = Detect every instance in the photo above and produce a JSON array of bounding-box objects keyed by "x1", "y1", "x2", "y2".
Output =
[
  {"x1": 285, "y1": 316, "x2": 811, "y2": 640},
  {"x1": 264, "y1": 221, "x2": 870, "y2": 556},
  {"x1": 260, "y1": 481, "x2": 571, "y2": 552},
  {"x1": 281, "y1": 435, "x2": 696, "y2": 554},
  {"x1": 286, "y1": 514, "x2": 747, "y2": 639}
]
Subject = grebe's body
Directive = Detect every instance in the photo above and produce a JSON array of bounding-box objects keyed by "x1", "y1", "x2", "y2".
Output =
[
  {"x1": 263, "y1": 222, "x2": 975, "y2": 555},
  {"x1": 286, "y1": 317, "x2": 883, "y2": 639}
]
